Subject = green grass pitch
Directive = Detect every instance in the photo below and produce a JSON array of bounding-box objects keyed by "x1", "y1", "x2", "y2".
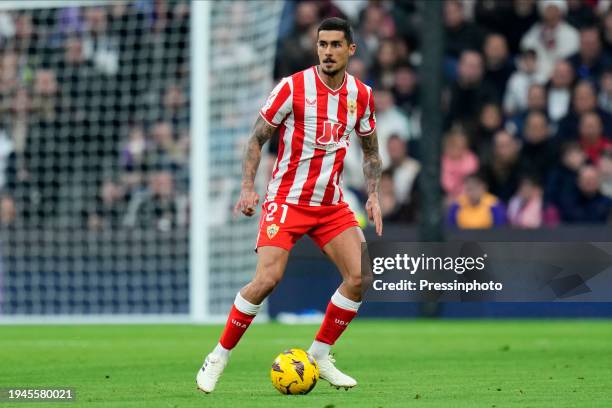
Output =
[{"x1": 1, "y1": 320, "x2": 611, "y2": 407}]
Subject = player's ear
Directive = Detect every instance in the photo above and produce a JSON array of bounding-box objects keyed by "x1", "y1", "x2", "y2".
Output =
[{"x1": 348, "y1": 43, "x2": 356, "y2": 57}]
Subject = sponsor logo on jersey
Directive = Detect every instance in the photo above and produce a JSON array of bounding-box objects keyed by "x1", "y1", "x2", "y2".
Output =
[
  {"x1": 316, "y1": 120, "x2": 342, "y2": 146},
  {"x1": 267, "y1": 223, "x2": 280, "y2": 239}
]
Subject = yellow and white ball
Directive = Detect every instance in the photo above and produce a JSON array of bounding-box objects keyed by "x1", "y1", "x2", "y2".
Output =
[{"x1": 270, "y1": 348, "x2": 319, "y2": 395}]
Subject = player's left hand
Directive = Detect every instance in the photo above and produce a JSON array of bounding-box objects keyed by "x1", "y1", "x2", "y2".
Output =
[{"x1": 365, "y1": 193, "x2": 383, "y2": 236}]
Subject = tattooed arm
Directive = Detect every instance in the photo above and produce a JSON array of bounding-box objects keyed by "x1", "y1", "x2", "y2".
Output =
[
  {"x1": 358, "y1": 130, "x2": 383, "y2": 235},
  {"x1": 234, "y1": 115, "x2": 276, "y2": 216}
]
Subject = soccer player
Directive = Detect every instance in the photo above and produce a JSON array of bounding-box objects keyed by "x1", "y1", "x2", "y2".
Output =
[{"x1": 197, "y1": 17, "x2": 382, "y2": 393}]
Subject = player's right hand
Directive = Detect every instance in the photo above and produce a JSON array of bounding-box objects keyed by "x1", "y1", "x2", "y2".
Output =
[{"x1": 234, "y1": 189, "x2": 260, "y2": 217}]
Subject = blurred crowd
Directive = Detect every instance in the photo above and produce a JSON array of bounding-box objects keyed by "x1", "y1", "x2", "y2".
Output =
[
  {"x1": 0, "y1": 0, "x2": 611, "y2": 233},
  {"x1": 271, "y1": 0, "x2": 612, "y2": 228},
  {"x1": 0, "y1": 1, "x2": 190, "y2": 232}
]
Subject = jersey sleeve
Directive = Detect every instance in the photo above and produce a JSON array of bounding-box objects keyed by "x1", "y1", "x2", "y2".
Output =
[
  {"x1": 259, "y1": 77, "x2": 293, "y2": 127},
  {"x1": 355, "y1": 86, "x2": 376, "y2": 137}
]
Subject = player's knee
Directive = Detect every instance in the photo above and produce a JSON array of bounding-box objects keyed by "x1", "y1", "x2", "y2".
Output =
[
  {"x1": 344, "y1": 274, "x2": 362, "y2": 291},
  {"x1": 252, "y1": 274, "x2": 282, "y2": 293}
]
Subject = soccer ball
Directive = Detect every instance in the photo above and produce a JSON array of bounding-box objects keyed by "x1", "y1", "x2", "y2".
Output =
[{"x1": 270, "y1": 348, "x2": 319, "y2": 395}]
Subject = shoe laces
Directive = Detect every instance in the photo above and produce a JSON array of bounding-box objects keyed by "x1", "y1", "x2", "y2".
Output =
[{"x1": 204, "y1": 356, "x2": 225, "y2": 375}]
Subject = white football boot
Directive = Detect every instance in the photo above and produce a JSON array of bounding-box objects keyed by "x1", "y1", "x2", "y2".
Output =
[
  {"x1": 196, "y1": 354, "x2": 228, "y2": 393},
  {"x1": 317, "y1": 354, "x2": 357, "y2": 390}
]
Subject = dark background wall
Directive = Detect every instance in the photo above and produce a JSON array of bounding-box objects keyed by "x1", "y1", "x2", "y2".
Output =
[{"x1": 269, "y1": 226, "x2": 612, "y2": 318}]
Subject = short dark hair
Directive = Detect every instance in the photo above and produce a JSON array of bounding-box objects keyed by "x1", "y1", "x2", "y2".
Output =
[
  {"x1": 465, "y1": 172, "x2": 488, "y2": 187},
  {"x1": 317, "y1": 17, "x2": 354, "y2": 44}
]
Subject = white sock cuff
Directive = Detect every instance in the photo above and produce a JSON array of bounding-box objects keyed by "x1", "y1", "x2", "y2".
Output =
[
  {"x1": 234, "y1": 291, "x2": 261, "y2": 316},
  {"x1": 213, "y1": 342, "x2": 231, "y2": 358},
  {"x1": 331, "y1": 290, "x2": 361, "y2": 312}
]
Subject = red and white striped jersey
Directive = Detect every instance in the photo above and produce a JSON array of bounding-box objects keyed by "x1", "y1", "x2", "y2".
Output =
[{"x1": 259, "y1": 65, "x2": 376, "y2": 206}]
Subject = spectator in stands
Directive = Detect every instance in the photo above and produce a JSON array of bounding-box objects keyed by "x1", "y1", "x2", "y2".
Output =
[
  {"x1": 0, "y1": 193, "x2": 16, "y2": 227},
  {"x1": 0, "y1": 127, "x2": 13, "y2": 190},
  {"x1": 26, "y1": 69, "x2": 64, "y2": 220},
  {"x1": 599, "y1": 149, "x2": 612, "y2": 199},
  {"x1": 441, "y1": 127, "x2": 479, "y2": 202},
  {"x1": 447, "y1": 172, "x2": 506, "y2": 229},
  {"x1": 482, "y1": 33, "x2": 515, "y2": 102},
  {"x1": 379, "y1": 167, "x2": 417, "y2": 224},
  {"x1": 556, "y1": 80, "x2": 612, "y2": 141},
  {"x1": 0, "y1": 51, "x2": 19, "y2": 96},
  {"x1": 558, "y1": 165, "x2": 612, "y2": 223},
  {"x1": 507, "y1": 175, "x2": 546, "y2": 228},
  {"x1": 11, "y1": 13, "x2": 37, "y2": 61},
  {"x1": 568, "y1": 26, "x2": 611, "y2": 81},
  {"x1": 602, "y1": 9, "x2": 612, "y2": 56},
  {"x1": 148, "y1": 121, "x2": 188, "y2": 170},
  {"x1": 473, "y1": 102, "x2": 503, "y2": 157},
  {"x1": 481, "y1": 130, "x2": 522, "y2": 203},
  {"x1": 373, "y1": 89, "x2": 411, "y2": 167},
  {"x1": 379, "y1": 169, "x2": 399, "y2": 221},
  {"x1": 520, "y1": 111, "x2": 558, "y2": 182},
  {"x1": 83, "y1": 6, "x2": 119, "y2": 76},
  {"x1": 120, "y1": 125, "x2": 149, "y2": 191},
  {"x1": 59, "y1": 36, "x2": 96, "y2": 109},
  {"x1": 274, "y1": 1, "x2": 320, "y2": 79},
  {"x1": 503, "y1": 49, "x2": 544, "y2": 115},
  {"x1": 546, "y1": 60, "x2": 574, "y2": 123},
  {"x1": 391, "y1": 62, "x2": 418, "y2": 115},
  {"x1": 370, "y1": 39, "x2": 399, "y2": 89},
  {"x1": 443, "y1": 0, "x2": 484, "y2": 60},
  {"x1": 347, "y1": 57, "x2": 367, "y2": 81},
  {"x1": 475, "y1": 0, "x2": 539, "y2": 55},
  {"x1": 565, "y1": 0, "x2": 597, "y2": 29},
  {"x1": 598, "y1": 67, "x2": 612, "y2": 114},
  {"x1": 546, "y1": 141, "x2": 586, "y2": 208},
  {"x1": 506, "y1": 83, "x2": 548, "y2": 139},
  {"x1": 31, "y1": 69, "x2": 61, "y2": 122},
  {"x1": 385, "y1": 134, "x2": 420, "y2": 207},
  {"x1": 3, "y1": 87, "x2": 30, "y2": 189},
  {"x1": 162, "y1": 83, "x2": 189, "y2": 131},
  {"x1": 86, "y1": 179, "x2": 128, "y2": 230},
  {"x1": 125, "y1": 170, "x2": 188, "y2": 231},
  {"x1": 446, "y1": 50, "x2": 497, "y2": 132},
  {"x1": 578, "y1": 112, "x2": 612, "y2": 165},
  {"x1": 354, "y1": 2, "x2": 394, "y2": 68},
  {"x1": 520, "y1": 0, "x2": 579, "y2": 81}
]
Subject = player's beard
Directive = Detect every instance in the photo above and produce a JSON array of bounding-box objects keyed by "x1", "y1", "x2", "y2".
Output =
[{"x1": 321, "y1": 61, "x2": 345, "y2": 77}]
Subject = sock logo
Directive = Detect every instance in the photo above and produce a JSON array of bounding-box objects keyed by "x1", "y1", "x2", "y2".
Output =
[
  {"x1": 231, "y1": 319, "x2": 247, "y2": 329},
  {"x1": 334, "y1": 318, "x2": 349, "y2": 326}
]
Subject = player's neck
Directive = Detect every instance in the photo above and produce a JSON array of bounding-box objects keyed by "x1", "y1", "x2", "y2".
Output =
[{"x1": 316, "y1": 65, "x2": 345, "y2": 91}]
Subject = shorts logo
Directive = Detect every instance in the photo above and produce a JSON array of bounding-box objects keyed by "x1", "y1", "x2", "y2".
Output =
[
  {"x1": 267, "y1": 223, "x2": 280, "y2": 239},
  {"x1": 347, "y1": 99, "x2": 357, "y2": 115}
]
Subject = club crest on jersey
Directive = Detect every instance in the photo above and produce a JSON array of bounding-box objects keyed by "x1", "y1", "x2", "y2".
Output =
[
  {"x1": 347, "y1": 99, "x2": 357, "y2": 115},
  {"x1": 267, "y1": 223, "x2": 280, "y2": 239}
]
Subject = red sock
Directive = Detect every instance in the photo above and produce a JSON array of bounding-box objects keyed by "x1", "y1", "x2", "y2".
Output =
[
  {"x1": 315, "y1": 301, "x2": 358, "y2": 345},
  {"x1": 219, "y1": 305, "x2": 256, "y2": 349}
]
